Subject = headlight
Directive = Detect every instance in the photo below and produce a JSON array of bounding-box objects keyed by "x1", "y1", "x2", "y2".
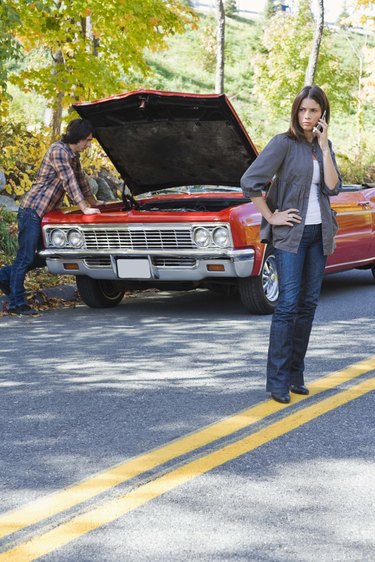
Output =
[
  {"x1": 67, "y1": 229, "x2": 84, "y2": 248},
  {"x1": 193, "y1": 227, "x2": 210, "y2": 247},
  {"x1": 213, "y1": 227, "x2": 230, "y2": 248},
  {"x1": 50, "y1": 229, "x2": 67, "y2": 248}
]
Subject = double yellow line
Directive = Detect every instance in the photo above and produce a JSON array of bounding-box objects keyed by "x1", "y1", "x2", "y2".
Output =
[{"x1": 1, "y1": 356, "x2": 374, "y2": 561}]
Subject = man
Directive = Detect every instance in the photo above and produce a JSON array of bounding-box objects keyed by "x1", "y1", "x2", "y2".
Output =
[{"x1": 0, "y1": 118, "x2": 104, "y2": 315}]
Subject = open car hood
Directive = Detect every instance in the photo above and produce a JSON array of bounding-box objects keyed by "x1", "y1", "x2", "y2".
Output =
[{"x1": 73, "y1": 90, "x2": 258, "y2": 197}]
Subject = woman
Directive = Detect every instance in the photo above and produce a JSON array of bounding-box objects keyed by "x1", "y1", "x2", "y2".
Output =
[{"x1": 241, "y1": 85, "x2": 342, "y2": 404}]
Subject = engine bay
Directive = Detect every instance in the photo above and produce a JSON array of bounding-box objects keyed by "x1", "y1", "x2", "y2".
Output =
[{"x1": 138, "y1": 196, "x2": 250, "y2": 213}]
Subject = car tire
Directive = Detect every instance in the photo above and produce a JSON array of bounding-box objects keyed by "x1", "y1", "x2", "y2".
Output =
[
  {"x1": 372, "y1": 265, "x2": 375, "y2": 280},
  {"x1": 238, "y1": 246, "x2": 279, "y2": 315},
  {"x1": 76, "y1": 276, "x2": 125, "y2": 308}
]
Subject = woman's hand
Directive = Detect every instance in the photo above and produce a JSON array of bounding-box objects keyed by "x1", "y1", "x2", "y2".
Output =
[
  {"x1": 268, "y1": 208, "x2": 302, "y2": 227},
  {"x1": 314, "y1": 116, "x2": 339, "y2": 190},
  {"x1": 314, "y1": 116, "x2": 329, "y2": 152},
  {"x1": 249, "y1": 196, "x2": 302, "y2": 227}
]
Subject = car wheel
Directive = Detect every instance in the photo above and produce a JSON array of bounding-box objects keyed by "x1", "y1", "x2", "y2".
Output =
[
  {"x1": 372, "y1": 265, "x2": 375, "y2": 280},
  {"x1": 238, "y1": 246, "x2": 279, "y2": 314},
  {"x1": 76, "y1": 276, "x2": 125, "y2": 308}
]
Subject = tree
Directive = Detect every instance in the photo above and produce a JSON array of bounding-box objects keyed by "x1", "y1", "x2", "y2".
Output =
[
  {"x1": 7, "y1": 0, "x2": 197, "y2": 138},
  {"x1": 339, "y1": 0, "x2": 375, "y2": 157},
  {"x1": 215, "y1": 0, "x2": 225, "y2": 94},
  {"x1": 251, "y1": 0, "x2": 358, "y2": 117},
  {"x1": 263, "y1": 0, "x2": 276, "y2": 20},
  {"x1": 224, "y1": 0, "x2": 237, "y2": 17},
  {"x1": 337, "y1": 1, "x2": 350, "y2": 25},
  {"x1": 304, "y1": 0, "x2": 324, "y2": 85},
  {"x1": 341, "y1": 0, "x2": 374, "y2": 102},
  {"x1": 0, "y1": 2, "x2": 22, "y2": 122}
]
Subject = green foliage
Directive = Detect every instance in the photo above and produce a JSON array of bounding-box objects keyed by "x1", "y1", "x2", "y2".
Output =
[
  {"x1": 6, "y1": 84, "x2": 45, "y2": 128},
  {"x1": 80, "y1": 139, "x2": 118, "y2": 179},
  {"x1": 196, "y1": 20, "x2": 217, "y2": 73},
  {"x1": 263, "y1": 0, "x2": 276, "y2": 19},
  {"x1": 0, "y1": 3, "x2": 21, "y2": 82},
  {"x1": 0, "y1": 2, "x2": 22, "y2": 121},
  {"x1": 337, "y1": 151, "x2": 375, "y2": 184},
  {"x1": 0, "y1": 207, "x2": 18, "y2": 258},
  {"x1": 1, "y1": 5, "x2": 374, "y2": 184},
  {"x1": 224, "y1": 0, "x2": 237, "y2": 17},
  {"x1": 0, "y1": 118, "x2": 118, "y2": 201},
  {"x1": 252, "y1": 4, "x2": 367, "y2": 115},
  {"x1": 6, "y1": 0, "x2": 198, "y2": 111},
  {"x1": 0, "y1": 122, "x2": 49, "y2": 198}
]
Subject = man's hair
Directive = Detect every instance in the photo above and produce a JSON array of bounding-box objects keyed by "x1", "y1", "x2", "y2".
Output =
[
  {"x1": 61, "y1": 119, "x2": 94, "y2": 144},
  {"x1": 286, "y1": 85, "x2": 330, "y2": 142}
]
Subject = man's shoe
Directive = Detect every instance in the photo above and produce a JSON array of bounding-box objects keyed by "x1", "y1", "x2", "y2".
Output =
[
  {"x1": 0, "y1": 280, "x2": 10, "y2": 295},
  {"x1": 290, "y1": 385, "x2": 309, "y2": 395},
  {"x1": 8, "y1": 304, "x2": 38, "y2": 316},
  {"x1": 271, "y1": 392, "x2": 291, "y2": 404}
]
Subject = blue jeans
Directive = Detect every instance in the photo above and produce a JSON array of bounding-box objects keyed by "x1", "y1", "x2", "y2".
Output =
[
  {"x1": 0, "y1": 207, "x2": 41, "y2": 308},
  {"x1": 266, "y1": 224, "x2": 327, "y2": 394}
]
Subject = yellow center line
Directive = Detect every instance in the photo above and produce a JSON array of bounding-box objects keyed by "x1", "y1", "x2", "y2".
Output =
[
  {"x1": 0, "y1": 356, "x2": 374, "y2": 542},
  {"x1": 1, "y1": 376, "x2": 373, "y2": 562}
]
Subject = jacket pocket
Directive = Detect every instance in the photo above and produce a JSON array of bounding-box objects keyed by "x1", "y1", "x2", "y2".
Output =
[
  {"x1": 272, "y1": 224, "x2": 292, "y2": 244},
  {"x1": 331, "y1": 208, "x2": 339, "y2": 236}
]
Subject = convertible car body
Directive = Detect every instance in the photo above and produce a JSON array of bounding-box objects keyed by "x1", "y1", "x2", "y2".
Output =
[{"x1": 40, "y1": 90, "x2": 375, "y2": 313}]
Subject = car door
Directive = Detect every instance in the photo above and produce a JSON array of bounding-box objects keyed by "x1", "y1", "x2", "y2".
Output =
[{"x1": 326, "y1": 186, "x2": 373, "y2": 272}]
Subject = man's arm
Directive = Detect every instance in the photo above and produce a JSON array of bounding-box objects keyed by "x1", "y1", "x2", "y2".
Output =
[
  {"x1": 77, "y1": 199, "x2": 101, "y2": 215},
  {"x1": 75, "y1": 161, "x2": 107, "y2": 209},
  {"x1": 50, "y1": 147, "x2": 100, "y2": 214}
]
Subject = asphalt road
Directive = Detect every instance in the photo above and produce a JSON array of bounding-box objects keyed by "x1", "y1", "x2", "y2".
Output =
[{"x1": 0, "y1": 269, "x2": 374, "y2": 562}]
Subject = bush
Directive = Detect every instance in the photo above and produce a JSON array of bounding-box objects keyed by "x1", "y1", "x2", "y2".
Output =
[
  {"x1": 0, "y1": 122, "x2": 49, "y2": 199},
  {"x1": 0, "y1": 206, "x2": 18, "y2": 259},
  {"x1": 337, "y1": 151, "x2": 375, "y2": 184},
  {"x1": 0, "y1": 120, "x2": 120, "y2": 202},
  {"x1": 225, "y1": 0, "x2": 237, "y2": 17}
]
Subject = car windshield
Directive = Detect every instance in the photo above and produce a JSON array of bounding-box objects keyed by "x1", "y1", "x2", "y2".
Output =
[{"x1": 140, "y1": 185, "x2": 242, "y2": 197}]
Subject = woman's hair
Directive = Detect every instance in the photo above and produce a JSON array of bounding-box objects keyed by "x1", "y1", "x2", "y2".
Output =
[
  {"x1": 286, "y1": 85, "x2": 330, "y2": 141},
  {"x1": 61, "y1": 119, "x2": 94, "y2": 144}
]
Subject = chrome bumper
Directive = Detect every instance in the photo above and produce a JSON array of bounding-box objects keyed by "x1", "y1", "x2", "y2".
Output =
[{"x1": 41, "y1": 248, "x2": 255, "y2": 281}]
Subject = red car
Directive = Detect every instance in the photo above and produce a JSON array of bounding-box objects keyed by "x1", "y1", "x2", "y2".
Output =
[{"x1": 40, "y1": 90, "x2": 375, "y2": 314}]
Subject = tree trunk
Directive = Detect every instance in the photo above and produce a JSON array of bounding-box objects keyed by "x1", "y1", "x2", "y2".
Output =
[
  {"x1": 51, "y1": 91, "x2": 64, "y2": 141},
  {"x1": 50, "y1": 49, "x2": 64, "y2": 141},
  {"x1": 215, "y1": 0, "x2": 225, "y2": 94},
  {"x1": 304, "y1": 0, "x2": 324, "y2": 86},
  {"x1": 85, "y1": 15, "x2": 99, "y2": 56}
]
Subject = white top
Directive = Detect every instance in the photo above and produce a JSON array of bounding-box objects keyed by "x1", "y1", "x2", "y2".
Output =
[{"x1": 305, "y1": 159, "x2": 322, "y2": 225}]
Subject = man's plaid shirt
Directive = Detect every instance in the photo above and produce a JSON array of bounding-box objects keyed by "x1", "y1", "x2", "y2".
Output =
[{"x1": 21, "y1": 141, "x2": 93, "y2": 217}]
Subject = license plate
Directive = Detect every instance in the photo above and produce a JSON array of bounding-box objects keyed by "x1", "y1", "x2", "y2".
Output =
[{"x1": 117, "y1": 259, "x2": 151, "y2": 279}]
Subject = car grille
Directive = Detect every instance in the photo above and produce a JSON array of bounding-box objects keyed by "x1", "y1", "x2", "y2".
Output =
[
  {"x1": 82, "y1": 227, "x2": 194, "y2": 250},
  {"x1": 152, "y1": 257, "x2": 197, "y2": 268},
  {"x1": 84, "y1": 257, "x2": 112, "y2": 268}
]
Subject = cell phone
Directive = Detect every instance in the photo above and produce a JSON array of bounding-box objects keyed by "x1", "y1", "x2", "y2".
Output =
[{"x1": 313, "y1": 110, "x2": 326, "y2": 134}]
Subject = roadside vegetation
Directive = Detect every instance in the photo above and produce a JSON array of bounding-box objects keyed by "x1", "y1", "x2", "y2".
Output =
[{"x1": 0, "y1": 207, "x2": 77, "y2": 314}]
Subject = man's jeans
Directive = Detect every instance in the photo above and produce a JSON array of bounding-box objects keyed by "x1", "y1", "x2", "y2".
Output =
[
  {"x1": 266, "y1": 224, "x2": 327, "y2": 394},
  {"x1": 0, "y1": 208, "x2": 41, "y2": 308}
]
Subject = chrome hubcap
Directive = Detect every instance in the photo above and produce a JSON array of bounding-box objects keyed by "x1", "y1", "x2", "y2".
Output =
[{"x1": 262, "y1": 255, "x2": 279, "y2": 303}]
